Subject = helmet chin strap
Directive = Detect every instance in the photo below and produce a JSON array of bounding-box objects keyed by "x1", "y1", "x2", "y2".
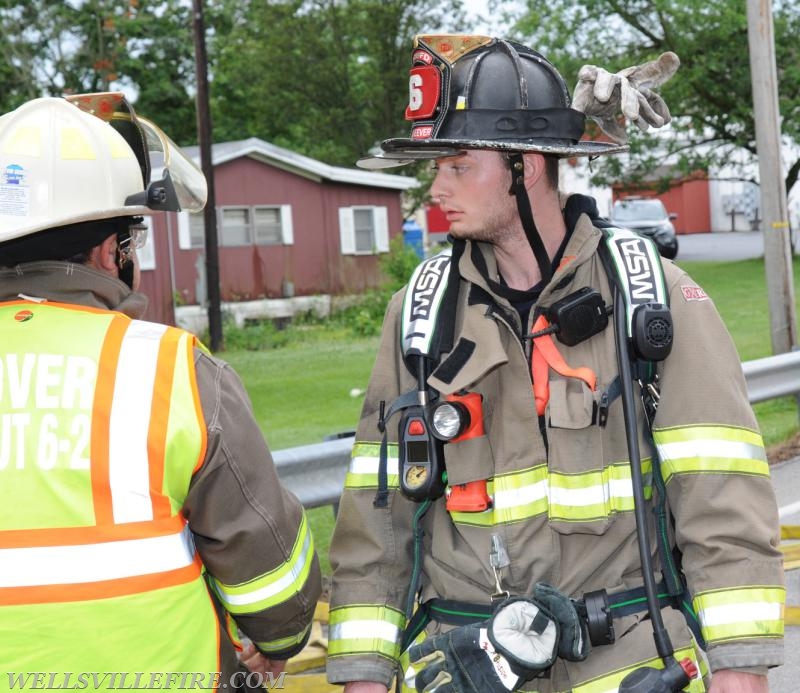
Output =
[{"x1": 507, "y1": 152, "x2": 552, "y2": 286}]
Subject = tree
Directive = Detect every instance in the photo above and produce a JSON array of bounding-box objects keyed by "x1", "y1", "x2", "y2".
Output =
[
  {"x1": 511, "y1": 0, "x2": 800, "y2": 197},
  {"x1": 0, "y1": 0, "x2": 198, "y2": 145},
  {"x1": 207, "y1": 0, "x2": 470, "y2": 167}
]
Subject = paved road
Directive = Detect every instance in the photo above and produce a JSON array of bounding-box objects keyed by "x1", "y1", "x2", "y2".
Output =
[
  {"x1": 768, "y1": 457, "x2": 799, "y2": 692},
  {"x1": 676, "y1": 230, "x2": 765, "y2": 262}
]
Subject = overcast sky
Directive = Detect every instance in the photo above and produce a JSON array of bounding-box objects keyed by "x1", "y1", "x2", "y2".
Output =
[{"x1": 460, "y1": 0, "x2": 522, "y2": 34}]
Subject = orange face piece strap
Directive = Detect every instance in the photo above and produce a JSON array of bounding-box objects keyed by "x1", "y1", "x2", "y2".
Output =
[{"x1": 530, "y1": 314, "x2": 597, "y2": 416}]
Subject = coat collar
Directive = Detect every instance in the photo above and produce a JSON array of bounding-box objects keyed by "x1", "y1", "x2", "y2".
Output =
[
  {"x1": 427, "y1": 203, "x2": 603, "y2": 394},
  {"x1": 0, "y1": 261, "x2": 148, "y2": 318}
]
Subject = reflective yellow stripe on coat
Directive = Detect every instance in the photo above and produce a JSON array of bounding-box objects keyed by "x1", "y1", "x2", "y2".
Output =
[
  {"x1": 0, "y1": 301, "x2": 216, "y2": 677},
  {"x1": 693, "y1": 586, "x2": 785, "y2": 644},
  {"x1": 652, "y1": 424, "x2": 769, "y2": 481},
  {"x1": 210, "y1": 512, "x2": 316, "y2": 615},
  {"x1": 328, "y1": 604, "x2": 406, "y2": 663},
  {"x1": 345, "y1": 442, "x2": 651, "y2": 526}
]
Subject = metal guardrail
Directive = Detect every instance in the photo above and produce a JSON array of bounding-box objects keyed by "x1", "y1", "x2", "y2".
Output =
[
  {"x1": 742, "y1": 349, "x2": 800, "y2": 403},
  {"x1": 274, "y1": 436, "x2": 353, "y2": 510},
  {"x1": 275, "y1": 351, "x2": 800, "y2": 508}
]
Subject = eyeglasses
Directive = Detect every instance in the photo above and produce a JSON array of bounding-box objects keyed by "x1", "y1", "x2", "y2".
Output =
[
  {"x1": 129, "y1": 223, "x2": 148, "y2": 249},
  {"x1": 117, "y1": 223, "x2": 148, "y2": 262}
]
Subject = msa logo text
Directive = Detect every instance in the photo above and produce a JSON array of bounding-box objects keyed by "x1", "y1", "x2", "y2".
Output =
[
  {"x1": 410, "y1": 255, "x2": 449, "y2": 320},
  {"x1": 618, "y1": 238, "x2": 657, "y2": 301}
]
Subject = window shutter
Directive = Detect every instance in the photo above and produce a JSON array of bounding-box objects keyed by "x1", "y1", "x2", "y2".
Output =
[
  {"x1": 374, "y1": 206, "x2": 389, "y2": 252},
  {"x1": 339, "y1": 207, "x2": 355, "y2": 255},
  {"x1": 280, "y1": 205, "x2": 294, "y2": 245},
  {"x1": 177, "y1": 211, "x2": 191, "y2": 249}
]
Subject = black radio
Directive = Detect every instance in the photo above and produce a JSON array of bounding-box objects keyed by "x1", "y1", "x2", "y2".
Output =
[{"x1": 545, "y1": 287, "x2": 610, "y2": 346}]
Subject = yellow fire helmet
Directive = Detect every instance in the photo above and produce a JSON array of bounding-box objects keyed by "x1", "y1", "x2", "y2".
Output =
[{"x1": 0, "y1": 92, "x2": 207, "y2": 244}]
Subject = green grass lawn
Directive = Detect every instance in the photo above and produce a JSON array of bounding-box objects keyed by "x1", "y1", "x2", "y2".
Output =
[
  {"x1": 220, "y1": 257, "x2": 800, "y2": 574},
  {"x1": 223, "y1": 330, "x2": 378, "y2": 576},
  {"x1": 676, "y1": 257, "x2": 800, "y2": 447},
  {"x1": 223, "y1": 332, "x2": 378, "y2": 451}
]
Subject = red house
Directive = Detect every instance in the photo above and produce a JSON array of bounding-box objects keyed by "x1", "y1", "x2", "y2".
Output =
[
  {"x1": 136, "y1": 138, "x2": 417, "y2": 326},
  {"x1": 611, "y1": 169, "x2": 710, "y2": 235}
]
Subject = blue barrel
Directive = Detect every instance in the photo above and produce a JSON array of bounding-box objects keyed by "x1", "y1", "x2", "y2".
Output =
[{"x1": 402, "y1": 219, "x2": 424, "y2": 259}]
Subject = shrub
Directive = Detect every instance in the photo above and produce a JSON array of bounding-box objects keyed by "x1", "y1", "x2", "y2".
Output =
[
  {"x1": 202, "y1": 314, "x2": 292, "y2": 351},
  {"x1": 380, "y1": 235, "x2": 424, "y2": 292}
]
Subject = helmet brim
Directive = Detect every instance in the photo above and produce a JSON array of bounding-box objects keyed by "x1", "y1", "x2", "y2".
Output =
[
  {"x1": 357, "y1": 137, "x2": 627, "y2": 170},
  {"x1": 0, "y1": 204, "x2": 152, "y2": 245}
]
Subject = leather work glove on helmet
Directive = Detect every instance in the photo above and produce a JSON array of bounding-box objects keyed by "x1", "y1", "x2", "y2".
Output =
[
  {"x1": 571, "y1": 52, "x2": 680, "y2": 144},
  {"x1": 405, "y1": 584, "x2": 589, "y2": 692}
]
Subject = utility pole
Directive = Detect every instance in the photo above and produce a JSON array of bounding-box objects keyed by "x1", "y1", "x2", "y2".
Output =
[
  {"x1": 746, "y1": 0, "x2": 796, "y2": 354},
  {"x1": 192, "y1": 0, "x2": 223, "y2": 352}
]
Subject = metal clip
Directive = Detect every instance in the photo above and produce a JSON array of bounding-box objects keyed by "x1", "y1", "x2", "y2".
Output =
[
  {"x1": 597, "y1": 390, "x2": 610, "y2": 428},
  {"x1": 489, "y1": 534, "x2": 510, "y2": 602},
  {"x1": 638, "y1": 375, "x2": 661, "y2": 424}
]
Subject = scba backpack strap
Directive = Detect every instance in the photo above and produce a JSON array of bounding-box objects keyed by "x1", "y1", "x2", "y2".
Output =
[{"x1": 598, "y1": 228, "x2": 701, "y2": 640}]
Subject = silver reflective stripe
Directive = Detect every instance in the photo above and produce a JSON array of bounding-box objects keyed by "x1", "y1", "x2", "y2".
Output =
[
  {"x1": 349, "y1": 454, "x2": 399, "y2": 475},
  {"x1": 329, "y1": 619, "x2": 400, "y2": 645},
  {"x1": 493, "y1": 479, "x2": 547, "y2": 508},
  {"x1": 0, "y1": 525, "x2": 194, "y2": 587},
  {"x1": 549, "y1": 483, "x2": 613, "y2": 507},
  {"x1": 216, "y1": 527, "x2": 313, "y2": 607},
  {"x1": 657, "y1": 438, "x2": 766, "y2": 462},
  {"x1": 699, "y1": 601, "x2": 782, "y2": 627},
  {"x1": 108, "y1": 320, "x2": 167, "y2": 524}
]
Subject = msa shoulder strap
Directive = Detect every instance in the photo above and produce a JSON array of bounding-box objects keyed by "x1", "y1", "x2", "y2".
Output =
[
  {"x1": 600, "y1": 226, "x2": 671, "y2": 363},
  {"x1": 373, "y1": 245, "x2": 459, "y2": 509},
  {"x1": 401, "y1": 246, "x2": 453, "y2": 360}
]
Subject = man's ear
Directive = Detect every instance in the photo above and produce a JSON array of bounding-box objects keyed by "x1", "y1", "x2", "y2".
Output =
[
  {"x1": 522, "y1": 152, "x2": 546, "y2": 190},
  {"x1": 86, "y1": 234, "x2": 119, "y2": 276}
]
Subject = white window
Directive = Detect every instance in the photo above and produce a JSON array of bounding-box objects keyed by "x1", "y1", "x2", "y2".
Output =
[
  {"x1": 339, "y1": 206, "x2": 389, "y2": 255},
  {"x1": 178, "y1": 206, "x2": 293, "y2": 249},
  {"x1": 254, "y1": 205, "x2": 294, "y2": 245},
  {"x1": 220, "y1": 207, "x2": 252, "y2": 246},
  {"x1": 189, "y1": 212, "x2": 206, "y2": 249}
]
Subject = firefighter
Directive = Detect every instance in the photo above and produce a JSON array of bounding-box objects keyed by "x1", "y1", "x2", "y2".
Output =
[
  {"x1": 0, "y1": 95, "x2": 321, "y2": 686},
  {"x1": 326, "y1": 36, "x2": 784, "y2": 692}
]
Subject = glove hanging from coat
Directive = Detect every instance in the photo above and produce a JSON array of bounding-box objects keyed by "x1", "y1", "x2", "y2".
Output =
[
  {"x1": 571, "y1": 51, "x2": 680, "y2": 144},
  {"x1": 405, "y1": 584, "x2": 589, "y2": 693}
]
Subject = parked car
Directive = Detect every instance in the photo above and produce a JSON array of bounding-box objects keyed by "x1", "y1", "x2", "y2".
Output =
[{"x1": 610, "y1": 197, "x2": 679, "y2": 259}]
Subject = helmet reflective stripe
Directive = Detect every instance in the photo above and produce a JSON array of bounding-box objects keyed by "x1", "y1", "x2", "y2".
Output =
[{"x1": 0, "y1": 525, "x2": 195, "y2": 589}]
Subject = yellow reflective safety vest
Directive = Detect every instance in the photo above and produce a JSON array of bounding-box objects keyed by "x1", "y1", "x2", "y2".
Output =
[{"x1": 0, "y1": 300, "x2": 219, "y2": 679}]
